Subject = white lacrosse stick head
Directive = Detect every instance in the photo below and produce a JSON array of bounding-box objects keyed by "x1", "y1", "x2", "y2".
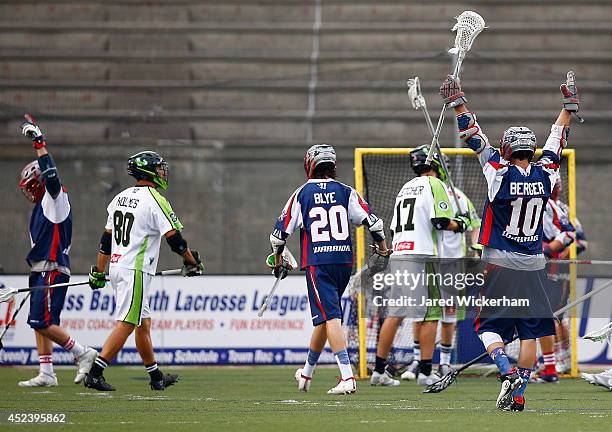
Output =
[
  {"x1": 583, "y1": 322, "x2": 612, "y2": 344},
  {"x1": 406, "y1": 77, "x2": 426, "y2": 110},
  {"x1": 0, "y1": 287, "x2": 17, "y2": 303},
  {"x1": 449, "y1": 11, "x2": 486, "y2": 55}
]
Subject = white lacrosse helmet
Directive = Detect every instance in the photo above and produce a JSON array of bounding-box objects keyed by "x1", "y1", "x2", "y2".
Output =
[
  {"x1": 304, "y1": 144, "x2": 336, "y2": 179},
  {"x1": 499, "y1": 126, "x2": 537, "y2": 160}
]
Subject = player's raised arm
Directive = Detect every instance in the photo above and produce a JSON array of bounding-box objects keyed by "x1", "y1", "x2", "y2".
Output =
[
  {"x1": 21, "y1": 115, "x2": 62, "y2": 200},
  {"x1": 439, "y1": 76, "x2": 495, "y2": 167},
  {"x1": 539, "y1": 72, "x2": 579, "y2": 170}
]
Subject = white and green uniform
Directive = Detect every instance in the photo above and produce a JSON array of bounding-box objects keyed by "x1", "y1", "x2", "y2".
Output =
[
  {"x1": 386, "y1": 176, "x2": 454, "y2": 320},
  {"x1": 440, "y1": 186, "x2": 481, "y2": 258},
  {"x1": 105, "y1": 185, "x2": 183, "y2": 325},
  {"x1": 390, "y1": 175, "x2": 454, "y2": 255},
  {"x1": 439, "y1": 186, "x2": 481, "y2": 323}
]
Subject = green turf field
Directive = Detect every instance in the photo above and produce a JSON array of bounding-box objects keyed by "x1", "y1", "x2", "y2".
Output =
[{"x1": 0, "y1": 367, "x2": 610, "y2": 431}]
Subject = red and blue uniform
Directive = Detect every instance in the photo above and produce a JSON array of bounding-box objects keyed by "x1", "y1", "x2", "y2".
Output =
[
  {"x1": 27, "y1": 154, "x2": 72, "y2": 329},
  {"x1": 458, "y1": 111, "x2": 568, "y2": 342},
  {"x1": 273, "y1": 179, "x2": 374, "y2": 326}
]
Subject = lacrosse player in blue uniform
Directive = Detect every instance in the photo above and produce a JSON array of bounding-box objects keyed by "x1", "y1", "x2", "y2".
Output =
[
  {"x1": 17, "y1": 116, "x2": 97, "y2": 387},
  {"x1": 270, "y1": 144, "x2": 391, "y2": 395},
  {"x1": 440, "y1": 71, "x2": 579, "y2": 411}
]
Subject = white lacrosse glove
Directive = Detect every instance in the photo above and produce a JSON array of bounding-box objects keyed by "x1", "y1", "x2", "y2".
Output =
[{"x1": 560, "y1": 71, "x2": 579, "y2": 113}]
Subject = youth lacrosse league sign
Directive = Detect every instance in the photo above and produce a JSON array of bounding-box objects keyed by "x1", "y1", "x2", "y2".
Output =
[{"x1": 0, "y1": 275, "x2": 347, "y2": 365}]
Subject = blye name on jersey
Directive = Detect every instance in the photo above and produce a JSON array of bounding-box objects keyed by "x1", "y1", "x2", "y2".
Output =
[
  {"x1": 313, "y1": 192, "x2": 337, "y2": 204},
  {"x1": 509, "y1": 182, "x2": 545, "y2": 196}
]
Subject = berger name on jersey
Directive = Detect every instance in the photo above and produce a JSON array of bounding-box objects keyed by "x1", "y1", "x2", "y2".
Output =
[{"x1": 509, "y1": 181, "x2": 545, "y2": 196}]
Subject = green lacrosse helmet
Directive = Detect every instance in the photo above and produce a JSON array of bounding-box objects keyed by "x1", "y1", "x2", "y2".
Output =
[
  {"x1": 409, "y1": 144, "x2": 447, "y2": 181},
  {"x1": 127, "y1": 151, "x2": 169, "y2": 190}
]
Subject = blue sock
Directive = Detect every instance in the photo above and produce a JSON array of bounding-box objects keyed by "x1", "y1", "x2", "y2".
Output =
[
  {"x1": 514, "y1": 367, "x2": 531, "y2": 397},
  {"x1": 490, "y1": 347, "x2": 511, "y2": 375},
  {"x1": 334, "y1": 349, "x2": 350, "y2": 365},
  {"x1": 307, "y1": 350, "x2": 321, "y2": 366}
]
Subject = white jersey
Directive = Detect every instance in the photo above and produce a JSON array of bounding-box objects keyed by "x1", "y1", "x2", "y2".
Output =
[
  {"x1": 106, "y1": 185, "x2": 183, "y2": 275},
  {"x1": 440, "y1": 186, "x2": 481, "y2": 258},
  {"x1": 390, "y1": 175, "x2": 454, "y2": 256}
]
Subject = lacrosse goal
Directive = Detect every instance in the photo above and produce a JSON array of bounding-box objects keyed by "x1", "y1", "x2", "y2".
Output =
[{"x1": 346, "y1": 147, "x2": 578, "y2": 379}]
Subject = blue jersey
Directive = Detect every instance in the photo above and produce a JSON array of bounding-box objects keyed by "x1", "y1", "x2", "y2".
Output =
[
  {"x1": 273, "y1": 179, "x2": 373, "y2": 269},
  {"x1": 458, "y1": 111, "x2": 567, "y2": 255},
  {"x1": 27, "y1": 187, "x2": 72, "y2": 269}
]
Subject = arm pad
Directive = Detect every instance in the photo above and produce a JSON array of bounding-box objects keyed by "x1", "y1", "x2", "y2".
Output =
[
  {"x1": 166, "y1": 231, "x2": 188, "y2": 256},
  {"x1": 99, "y1": 231, "x2": 112, "y2": 255},
  {"x1": 363, "y1": 214, "x2": 385, "y2": 242},
  {"x1": 38, "y1": 153, "x2": 61, "y2": 198},
  {"x1": 270, "y1": 229, "x2": 287, "y2": 255}
]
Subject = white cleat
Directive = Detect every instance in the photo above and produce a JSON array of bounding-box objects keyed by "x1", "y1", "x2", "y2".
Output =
[
  {"x1": 439, "y1": 364, "x2": 453, "y2": 377},
  {"x1": 294, "y1": 368, "x2": 311, "y2": 392},
  {"x1": 581, "y1": 372, "x2": 597, "y2": 385},
  {"x1": 417, "y1": 372, "x2": 441, "y2": 387},
  {"x1": 74, "y1": 347, "x2": 98, "y2": 384},
  {"x1": 400, "y1": 360, "x2": 419, "y2": 381},
  {"x1": 370, "y1": 370, "x2": 400, "y2": 386},
  {"x1": 18, "y1": 373, "x2": 58, "y2": 387},
  {"x1": 592, "y1": 369, "x2": 612, "y2": 390},
  {"x1": 327, "y1": 377, "x2": 356, "y2": 395}
]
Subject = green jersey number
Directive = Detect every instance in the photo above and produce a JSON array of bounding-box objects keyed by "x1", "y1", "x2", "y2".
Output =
[
  {"x1": 113, "y1": 210, "x2": 135, "y2": 247},
  {"x1": 394, "y1": 197, "x2": 416, "y2": 233}
]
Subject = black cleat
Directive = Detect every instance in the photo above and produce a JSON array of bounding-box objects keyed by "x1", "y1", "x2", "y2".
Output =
[
  {"x1": 510, "y1": 396, "x2": 525, "y2": 412},
  {"x1": 84, "y1": 374, "x2": 116, "y2": 391},
  {"x1": 150, "y1": 373, "x2": 180, "y2": 391},
  {"x1": 496, "y1": 368, "x2": 522, "y2": 411}
]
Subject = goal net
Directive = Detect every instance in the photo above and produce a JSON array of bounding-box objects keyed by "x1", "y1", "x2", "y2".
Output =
[{"x1": 345, "y1": 147, "x2": 578, "y2": 379}]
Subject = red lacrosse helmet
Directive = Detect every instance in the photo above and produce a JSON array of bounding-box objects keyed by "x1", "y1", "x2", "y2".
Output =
[{"x1": 19, "y1": 160, "x2": 45, "y2": 203}]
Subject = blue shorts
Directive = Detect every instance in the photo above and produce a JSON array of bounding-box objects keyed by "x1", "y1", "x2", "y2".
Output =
[
  {"x1": 27, "y1": 270, "x2": 69, "y2": 330},
  {"x1": 475, "y1": 264, "x2": 555, "y2": 341},
  {"x1": 305, "y1": 264, "x2": 352, "y2": 326}
]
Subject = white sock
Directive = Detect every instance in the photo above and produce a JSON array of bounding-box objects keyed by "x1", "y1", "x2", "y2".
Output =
[
  {"x1": 413, "y1": 341, "x2": 421, "y2": 362},
  {"x1": 440, "y1": 343, "x2": 453, "y2": 366},
  {"x1": 334, "y1": 350, "x2": 353, "y2": 380},
  {"x1": 39, "y1": 353, "x2": 54, "y2": 377},
  {"x1": 63, "y1": 337, "x2": 86, "y2": 358},
  {"x1": 303, "y1": 362, "x2": 315, "y2": 377}
]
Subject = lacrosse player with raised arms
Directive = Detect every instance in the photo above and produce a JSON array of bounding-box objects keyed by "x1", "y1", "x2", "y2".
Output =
[
  {"x1": 440, "y1": 71, "x2": 579, "y2": 411},
  {"x1": 270, "y1": 144, "x2": 391, "y2": 395},
  {"x1": 373, "y1": 145, "x2": 470, "y2": 387},
  {"x1": 17, "y1": 116, "x2": 97, "y2": 388},
  {"x1": 85, "y1": 151, "x2": 204, "y2": 391}
]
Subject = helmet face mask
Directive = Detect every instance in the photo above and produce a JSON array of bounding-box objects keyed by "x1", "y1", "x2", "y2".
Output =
[
  {"x1": 19, "y1": 160, "x2": 44, "y2": 203},
  {"x1": 304, "y1": 144, "x2": 336, "y2": 179},
  {"x1": 127, "y1": 151, "x2": 169, "y2": 190},
  {"x1": 499, "y1": 126, "x2": 537, "y2": 161}
]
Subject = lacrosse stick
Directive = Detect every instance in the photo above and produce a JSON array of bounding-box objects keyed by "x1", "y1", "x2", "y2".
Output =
[
  {"x1": 425, "y1": 11, "x2": 486, "y2": 165},
  {"x1": 547, "y1": 259, "x2": 612, "y2": 266},
  {"x1": 407, "y1": 77, "x2": 462, "y2": 214},
  {"x1": 423, "y1": 277, "x2": 612, "y2": 393},
  {"x1": 0, "y1": 293, "x2": 30, "y2": 349},
  {"x1": 156, "y1": 268, "x2": 183, "y2": 276},
  {"x1": 258, "y1": 248, "x2": 298, "y2": 317},
  {"x1": 0, "y1": 280, "x2": 92, "y2": 303},
  {"x1": 583, "y1": 322, "x2": 612, "y2": 344}
]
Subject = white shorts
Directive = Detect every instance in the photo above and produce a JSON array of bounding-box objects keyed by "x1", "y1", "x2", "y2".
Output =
[{"x1": 110, "y1": 266, "x2": 152, "y2": 326}]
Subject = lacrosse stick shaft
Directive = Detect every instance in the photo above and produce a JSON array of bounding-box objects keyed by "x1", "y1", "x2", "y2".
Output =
[
  {"x1": 547, "y1": 259, "x2": 612, "y2": 266},
  {"x1": 257, "y1": 275, "x2": 283, "y2": 317},
  {"x1": 10, "y1": 279, "x2": 91, "y2": 294},
  {"x1": 0, "y1": 293, "x2": 30, "y2": 349},
  {"x1": 425, "y1": 53, "x2": 465, "y2": 164},
  {"x1": 156, "y1": 269, "x2": 182, "y2": 276}
]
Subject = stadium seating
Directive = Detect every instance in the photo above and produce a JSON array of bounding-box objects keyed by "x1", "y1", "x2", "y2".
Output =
[{"x1": 0, "y1": 0, "x2": 610, "y2": 273}]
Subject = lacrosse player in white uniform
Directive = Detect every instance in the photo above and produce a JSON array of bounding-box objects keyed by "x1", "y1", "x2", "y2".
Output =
[
  {"x1": 85, "y1": 151, "x2": 204, "y2": 391},
  {"x1": 581, "y1": 322, "x2": 612, "y2": 390},
  {"x1": 372, "y1": 145, "x2": 469, "y2": 387},
  {"x1": 436, "y1": 182, "x2": 481, "y2": 377}
]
